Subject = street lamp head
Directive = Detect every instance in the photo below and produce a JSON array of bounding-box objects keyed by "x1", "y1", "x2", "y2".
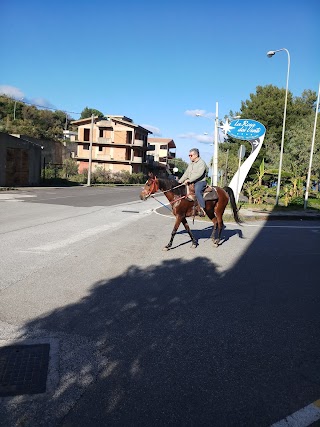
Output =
[{"x1": 267, "y1": 50, "x2": 276, "y2": 58}]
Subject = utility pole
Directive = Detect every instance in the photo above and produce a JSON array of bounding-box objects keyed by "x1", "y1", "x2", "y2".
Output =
[
  {"x1": 87, "y1": 114, "x2": 95, "y2": 186},
  {"x1": 212, "y1": 102, "x2": 219, "y2": 186},
  {"x1": 304, "y1": 82, "x2": 320, "y2": 209}
]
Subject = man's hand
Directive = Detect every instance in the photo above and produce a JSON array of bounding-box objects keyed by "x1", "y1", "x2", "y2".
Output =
[{"x1": 184, "y1": 179, "x2": 190, "y2": 184}]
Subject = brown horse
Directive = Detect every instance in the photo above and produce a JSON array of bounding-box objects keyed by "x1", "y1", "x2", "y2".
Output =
[{"x1": 140, "y1": 173, "x2": 241, "y2": 250}]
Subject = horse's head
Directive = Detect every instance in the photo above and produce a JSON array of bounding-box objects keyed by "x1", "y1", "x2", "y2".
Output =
[{"x1": 140, "y1": 172, "x2": 159, "y2": 200}]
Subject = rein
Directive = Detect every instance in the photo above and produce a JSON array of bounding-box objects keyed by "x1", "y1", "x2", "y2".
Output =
[
  {"x1": 150, "y1": 195, "x2": 173, "y2": 212},
  {"x1": 159, "y1": 181, "x2": 188, "y2": 205},
  {"x1": 163, "y1": 182, "x2": 185, "y2": 193},
  {"x1": 147, "y1": 179, "x2": 187, "y2": 212}
]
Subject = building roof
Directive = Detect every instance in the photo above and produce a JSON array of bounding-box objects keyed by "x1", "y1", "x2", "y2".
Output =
[
  {"x1": 71, "y1": 115, "x2": 152, "y2": 134},
  {"x1": 148, "y1": 138, "x2": 176, "y2": 148},
  {"x1": 71, "y1": 116, "x2": 100, "y2": 125}
]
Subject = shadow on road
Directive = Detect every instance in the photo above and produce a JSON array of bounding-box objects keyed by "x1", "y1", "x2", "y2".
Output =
[{"x1": 2, "y1": 216, "x2": 320, "y2": 426}]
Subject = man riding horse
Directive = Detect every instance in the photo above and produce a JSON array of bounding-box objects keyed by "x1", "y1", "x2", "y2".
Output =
[{"x1": 178, "y1": 148, "x2": 208, "y2": 217}]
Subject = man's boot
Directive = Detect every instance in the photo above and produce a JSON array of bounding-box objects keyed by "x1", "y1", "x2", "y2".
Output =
[{"x1": 198, "y1": 205, "x2": 206, "y2": 217}]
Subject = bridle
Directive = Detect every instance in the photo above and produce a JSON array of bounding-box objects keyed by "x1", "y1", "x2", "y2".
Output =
[
  {"x1": 144, "y1": 177, "x2": 159, "y2": 198},
  {"x1": 143, "y1": 177, "x2": 187, "y2": 209}
]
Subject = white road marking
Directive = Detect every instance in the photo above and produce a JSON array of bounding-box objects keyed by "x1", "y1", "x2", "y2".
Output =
[
  {"x1": 271, "y1": 399, "x2": 320, "y2": 427},
  {"x1": 0, "y1": 194, "x2": 36, "y2": 200},
  {"x1": 20, "y1": 209, "x2": 153, "y2": 252}
]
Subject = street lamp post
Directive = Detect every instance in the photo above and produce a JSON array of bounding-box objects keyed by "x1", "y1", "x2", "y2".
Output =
[
  {"x1": 87, "y1": 114, "x2": 95, "y2": 186},
  {"x1": 304, "y1": 82, "x2": 320, "y2": 210},
  {"x1": 213, "y1": 102, "x2": 219, "y2": 186},
  {"x1": 267, "y1": 48, "x2": 290, "y2": 205},
  {"x1": 196, "y1": 101, "x2": 219, "y2": 186}
]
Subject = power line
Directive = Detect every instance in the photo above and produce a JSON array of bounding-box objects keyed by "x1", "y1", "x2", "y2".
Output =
[{"x1": 0, "y1": 94, "x2": 81, "y2": 116}]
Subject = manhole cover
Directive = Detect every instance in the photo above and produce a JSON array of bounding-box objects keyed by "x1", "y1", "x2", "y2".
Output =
[{"x1": 0, "y1": 344, "x2": 50, "y2": 396}]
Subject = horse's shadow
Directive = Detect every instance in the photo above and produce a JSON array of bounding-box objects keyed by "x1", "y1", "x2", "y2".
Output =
[{"x1": 170, "y1": 225, "x2": 243, "y2": 250}]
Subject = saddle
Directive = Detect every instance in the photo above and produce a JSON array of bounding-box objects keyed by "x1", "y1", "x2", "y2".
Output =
[
  {"x1": 186, "y1": 183, "x2": 218, "y2": 217},
  {"x1": 187, "y1": 183, "x2": 218, "y2": 201}
]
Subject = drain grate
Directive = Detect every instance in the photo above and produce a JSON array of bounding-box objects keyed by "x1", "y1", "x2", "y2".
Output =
[{"x1": 0, "y1": 344, "x2": 50, "y2": 396}]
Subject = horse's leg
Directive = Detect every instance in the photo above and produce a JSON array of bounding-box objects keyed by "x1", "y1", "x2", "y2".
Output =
[
  {"x1": 163, "y1": 216, "x2": 182, "y2": 250},
  {"x1": 206, "y1": 202, "x2": 218, "y2": 243},
  {"x1": 181, "y1": 217, "x2": 198, "y2": 248},
  {"x1": 210, "y1": 219, "x2": 218, "y2": 241},
  {"x1": 213, "y1": 212, "x2": 224, "y2": 247}
]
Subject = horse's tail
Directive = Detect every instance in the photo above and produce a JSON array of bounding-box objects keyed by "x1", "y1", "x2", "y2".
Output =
[{"x1": 223, "y1": 186, "x2": 242, "y2": 224}]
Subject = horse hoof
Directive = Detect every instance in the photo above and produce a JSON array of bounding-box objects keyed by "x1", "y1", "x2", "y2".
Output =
[{"x1": 162, "y1": 246, "x2": 170, "y2": 251}]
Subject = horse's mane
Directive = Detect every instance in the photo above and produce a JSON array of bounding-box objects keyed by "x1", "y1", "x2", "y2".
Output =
[{"x1": 158, "y1": 177, "x2": 186, "y2": 196}]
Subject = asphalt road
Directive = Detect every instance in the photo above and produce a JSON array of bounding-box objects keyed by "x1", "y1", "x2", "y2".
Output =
[{"x1": 0, "y1": 187, "x2": 320, "y2": 427}]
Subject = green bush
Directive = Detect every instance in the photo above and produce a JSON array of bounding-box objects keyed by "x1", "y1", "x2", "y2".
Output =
[
  {"x1": 91, "y1": 169, "x2": 144, "y2": 185},
  {"x1": 43, "y1": 163, "x2": 63, "y2": 179},
  {"x1": 308, "y1": 198, "x2": 320, "y2": 209},
  {"x1": 288, "y1": 196, "x2": 304, "y2": 207},
  {"x1": 92, "y1": 167, "x2": 113, "y2": 183},
  {"x1": 62, "y1": 158, "x2": 78, "y2": 177}
]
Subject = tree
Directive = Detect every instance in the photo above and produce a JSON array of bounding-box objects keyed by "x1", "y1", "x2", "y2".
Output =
[
  {"x1": 63, "y1": 158, "x2": 78, "y2": 178},
  {"x1": 238, "y1": 85, "x2": 319, "y2": 197},
  {"x1": 283, "y1": 113, "x2": 320, "y2": 195},
  {"x1": 218, "y1": 142, "x2": 239, "y2": 186},
  {"x1": 80, "y1": 107, "x2": 104, "y2": 119},
  {"x1": 0, "y1": 96, "x2": 74, "y2": 140},
  {"x1": 240, "y1": 84, "x2": 295, "y2": 143},
  {"x1": 171, "y1": 157, "x2": 188, "y2": 174}
]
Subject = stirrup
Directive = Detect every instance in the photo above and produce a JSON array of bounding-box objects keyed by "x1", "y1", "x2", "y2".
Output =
[{"x1": 198, "y1": 207, "x2": 206, "y2": 217}]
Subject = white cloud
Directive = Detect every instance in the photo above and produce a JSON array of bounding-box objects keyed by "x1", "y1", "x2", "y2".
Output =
[
  {"x1": 0, "y1": 85, "x2": 56, "y2": 110},
  {"x1": 184, "y1": 109, "x2": 206, "y2": 117},
  {"x1": 178, "y1": 132, "x2": 212, "y2": 144},
  {"x1": 197, "y1": 134, "x2": 213, "y2": 143},
  {"x1": 31, "y1": 97, "x2": 55, "y2": 109},
  {"x1": 0, "y1": 85, "x2": 24, "y2": 99},
  {"x1": 141, "y1": 124, "x2": 161, "y2": 136},
  {"x1": 184, "y1": 109, "x2": 216, "y2": 119}
]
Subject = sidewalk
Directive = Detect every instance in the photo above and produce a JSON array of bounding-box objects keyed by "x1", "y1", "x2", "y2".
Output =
[
  {"x1": 234, "y1": 207, "x2": 320, "y2": 221},
  {"x1": 156, "y1": 205, "x2": 320, "y2": 222}
]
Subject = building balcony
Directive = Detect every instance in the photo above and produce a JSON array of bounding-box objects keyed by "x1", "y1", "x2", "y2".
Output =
[
  {"x1": 98, "y1": 137, "x2": 113, "y2": 144},
  {"x1": 96, "y1": 137, "x2": 146, "y2": 148},
  {"x1": 159, "y1": 157, "x2": 168, "y2": 163},
  {"x1": 96, "y1": 153, "x2": 112, "y2": 161},
  {"x1": 76, "y1": 155, "x2": 129, "y2": 163},
  {"x1": 132, "y1": 156, "x2": 143, "y2": 163},
  {"x1": 77, "y1": 154, "x2": 145, "y2": 164},
  {"x1": 134, "y1": 139, "x2": 144, "y2": 147}
]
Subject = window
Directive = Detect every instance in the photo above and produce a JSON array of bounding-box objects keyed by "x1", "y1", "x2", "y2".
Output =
[
  {"x1": 99, "y1": 146, "x2": 103, "y2": 152},
  {"x1": 126, "y1": 131, "x2": 131, "y2": 144},
  {"x1": 84, "y1": 128, "x2": 90, "y2": 141},
  {"x1": 83, "y1": 144, "x2": 89, "y2": 150}
]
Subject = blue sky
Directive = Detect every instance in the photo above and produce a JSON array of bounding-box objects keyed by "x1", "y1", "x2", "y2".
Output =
[{"x1": 1, "y1": 0, "x2": 319, "y2": 164}]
